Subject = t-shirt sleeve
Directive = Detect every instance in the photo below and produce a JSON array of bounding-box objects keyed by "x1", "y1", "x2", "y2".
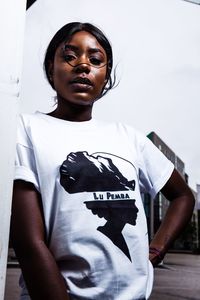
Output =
[
  {"x1": 137, "y1": 132, "x2": 174, "y2": 199},
  {"x1": 14, "y1": 115, "x2": 40, "y2": 192}
]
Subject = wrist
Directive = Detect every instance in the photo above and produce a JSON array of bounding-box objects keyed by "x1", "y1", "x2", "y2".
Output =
[{"x1": 149, "y1": 246, "x2": 165, "y2": 260}]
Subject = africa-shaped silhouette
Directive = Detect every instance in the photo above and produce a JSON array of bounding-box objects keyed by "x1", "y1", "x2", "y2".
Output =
[
  {"x1": 84, "y1": 200, "x2": 138, "y2": 261},
  {"x1": 60, "y1": 151, "x2": 135, "y2": 193}
]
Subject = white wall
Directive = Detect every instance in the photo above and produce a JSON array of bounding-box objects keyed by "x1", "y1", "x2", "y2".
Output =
[
  {"x1": 0, "y1": 1, "x2": 26, "y2": 298},
  {"x1": 20, "y1": 0, "x2": 200, "y2": 189}
]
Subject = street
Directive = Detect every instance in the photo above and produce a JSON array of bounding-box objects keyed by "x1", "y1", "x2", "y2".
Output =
[
  {"x1": 150, "y1": 253, "x2": 200, "y2": 300},
  {"x1": 4, "y1": 253, "x2": 200, "y2": 299}
]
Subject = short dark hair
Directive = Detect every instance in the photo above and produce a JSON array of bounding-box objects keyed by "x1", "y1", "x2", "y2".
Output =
[{"x1": 44, "y1": 22, "x2": 116, "y2": 98}]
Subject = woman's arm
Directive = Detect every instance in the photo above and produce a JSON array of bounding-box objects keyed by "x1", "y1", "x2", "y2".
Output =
[
  {"x1": 10, "y1": 180, "x2": 70, "y2": 300},
  {"x1": 149, "y1": 169, "x2": 195, "y2": 267}
]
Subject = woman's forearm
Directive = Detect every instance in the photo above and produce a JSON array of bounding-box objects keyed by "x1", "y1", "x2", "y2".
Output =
[
  {"x1": 150, "y1": 194, "x2": 194, "y2": 253},
  {"x1": 149, "y1": 169, "x2": 195, "y2": 266},
  {"x1": 11, "y1": 181, "x2": 70, "y2": 300},
  {"x1": 15, "y1": 240, "x2": 70, "y2": 300}
]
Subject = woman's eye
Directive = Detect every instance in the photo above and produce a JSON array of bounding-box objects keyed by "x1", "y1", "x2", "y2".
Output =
[
  {"x1": 90, "y1": 57, "x2": 102, "y2": 66},
  {"x1": 64, "y1": 54, "x2": 76, "y2": 62}
]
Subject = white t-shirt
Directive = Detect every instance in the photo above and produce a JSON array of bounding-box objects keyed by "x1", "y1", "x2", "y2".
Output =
[{"x1": 15, "y1": 112, "x2": 174, "y2": 300}]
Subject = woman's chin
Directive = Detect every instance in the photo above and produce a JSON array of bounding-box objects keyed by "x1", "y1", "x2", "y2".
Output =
[{"x1": 58, "y1": 93, "x2": 95, "y2": 106}]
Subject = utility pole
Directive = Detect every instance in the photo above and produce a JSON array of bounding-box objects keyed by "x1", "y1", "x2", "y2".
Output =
[{"x1": 0, "y1": 1, "x2": 26, "y2": 299}]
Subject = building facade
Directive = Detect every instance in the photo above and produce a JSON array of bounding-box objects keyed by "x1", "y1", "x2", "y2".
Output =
[{"x1": 144, "y1": 132, "x2": 198, "y2": 251}]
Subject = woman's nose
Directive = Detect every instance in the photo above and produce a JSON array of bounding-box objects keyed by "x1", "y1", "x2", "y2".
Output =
[
  {"x1": 74, "y1": 62, "x2": 91, "y2": 74},
  {"x1": 71, "y1": 54, "x2": 91, "y2": 72}
]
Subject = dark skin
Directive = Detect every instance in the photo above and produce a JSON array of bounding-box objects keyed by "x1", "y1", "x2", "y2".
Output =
[
  {"x1": 48, "y1": 31, "x2": 107, "y2": 122},
  {"x1": 11, "y1": 31, "x2": 195, "y2": 299},
  {"x1": 11, "y1": 181, "x2": 69, "y2": 300},
  {"x1": 149, "y1": 169, "x2": 195, "y2": 266}
]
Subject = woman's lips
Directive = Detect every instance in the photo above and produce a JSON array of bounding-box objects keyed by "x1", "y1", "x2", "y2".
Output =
[
  {"x1": 70, "y1": 77, "x2": 93, "y2": 85},
  {"x1": 70, "y1": 82, "x2": 93, "y2": 91},
  {"x1": 70, "y1": 77, "x2": 93, "y2": 91}
]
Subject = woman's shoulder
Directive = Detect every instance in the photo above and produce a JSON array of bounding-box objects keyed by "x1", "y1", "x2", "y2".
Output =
[
  {"x1": 19, "y1": 111, "x2": 45, "y2": 122},
  {"x1": 113, "y1": 121, "x2": 147, "y2": 143},
  {"x1": 17, "y1": 112, "x2": 51, "y2": 138},
  {"x1": 97, "y1": 119, "x2": 148, "y2": 151},
  {"x1": 18, "y1": 111, "x2": 58, "y2": 129}
]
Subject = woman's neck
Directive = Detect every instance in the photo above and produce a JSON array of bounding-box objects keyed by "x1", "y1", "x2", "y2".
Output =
[{"x1": 48, "y1": 98, "x2": 93, "y2": 122}]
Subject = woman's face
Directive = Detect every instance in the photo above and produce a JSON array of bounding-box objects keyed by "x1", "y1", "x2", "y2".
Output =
[{"x1": 50, "y1": 31, "x2": 108, "y2": 106}]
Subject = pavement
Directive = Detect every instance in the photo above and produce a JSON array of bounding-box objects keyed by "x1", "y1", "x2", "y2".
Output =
[
  {"x1": 150, "y1": 252, "x2": 200, "y2": 300},
  {"x1": 4, "y1": 253, "x2": 200, "y2": 300},
  {"x1": 4, "y1": 266, "x2": 21, "y2": 300}
]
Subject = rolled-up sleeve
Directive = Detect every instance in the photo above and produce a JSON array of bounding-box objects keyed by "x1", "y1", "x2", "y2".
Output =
[
  {"x1": 14, "y1": 115, "x2": 40, "y2": 192},
  {"x1": 138, "y1": 133, "x2": 174, "y2": 199}
]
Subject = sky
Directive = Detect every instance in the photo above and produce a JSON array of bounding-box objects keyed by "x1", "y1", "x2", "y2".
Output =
[{"x1": 20, "y1": 0, "x2": 200, "y2": 190}]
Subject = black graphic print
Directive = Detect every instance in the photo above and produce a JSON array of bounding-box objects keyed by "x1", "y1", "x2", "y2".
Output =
[
  {"x1": 60, "y1": 151, "x2": 135, "y2": 193},
  {"x1": 84, "y1": 200, "x2": 138, "y2": 261},
  {"x1": 60, "y1": 151, "x2": 138, "y2": 261}
]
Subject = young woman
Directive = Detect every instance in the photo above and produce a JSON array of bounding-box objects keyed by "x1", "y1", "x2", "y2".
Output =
[{"x1": 11, "y1": 22, "x2": 195, "y2": 300}]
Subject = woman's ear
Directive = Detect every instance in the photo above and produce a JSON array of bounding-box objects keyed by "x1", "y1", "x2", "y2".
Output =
[
  {"x1": 104, "y1": 74, "x2": 109, "y2": 84},
  {"x1": 104, "y1": 65, "x2": 112, "y2": 85},
  {"x1": 104, "y1": 73, "x2": 109, "y2": 86},
  {"x1": 48, "y1": 61, "x2": 54, "y2": 82},
  {"x1": 103, "y1": 79, "x2": 108, "y2": 87}
]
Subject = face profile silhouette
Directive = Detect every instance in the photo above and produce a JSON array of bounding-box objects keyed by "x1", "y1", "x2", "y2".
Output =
[
  {"x1": 84, "y1": 200, "x2": 138, "y2": 261},
  {"x1": 60, "y1": 151, "x2": 138, "y2": 261}
]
